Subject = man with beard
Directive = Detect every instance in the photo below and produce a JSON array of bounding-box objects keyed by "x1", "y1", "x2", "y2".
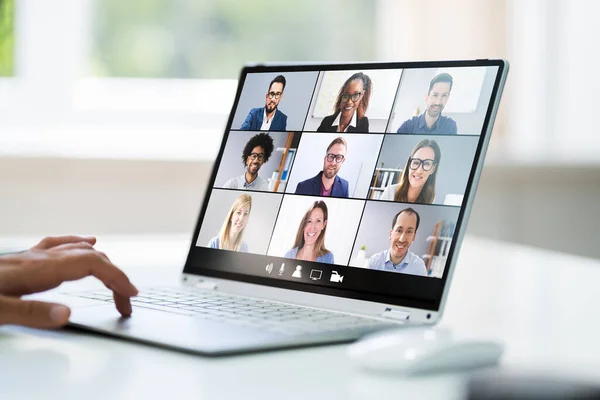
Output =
[
  {"x1": 240, "y1": 75, "x2": 288, "y2": 131},
  {"x1": 294, "y1": 137, "x2": 349, "y2": 198},
  {"x1": 367, "y1": 208, "x2": 427, "y2": 276},
  {"x1": 396, "y1": 73, "x2": 457, "y2": 135},
  {"x1": 223, "y1": 133, "x2": 274, "y2": 191}
]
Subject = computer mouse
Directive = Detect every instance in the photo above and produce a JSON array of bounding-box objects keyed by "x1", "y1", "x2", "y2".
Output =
[{"x1": 347, "y1": 327, "x2": 504, "y2": 375}]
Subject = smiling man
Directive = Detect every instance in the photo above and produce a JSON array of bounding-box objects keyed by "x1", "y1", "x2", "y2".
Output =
[
  {"x1": 367, "y1": 208, "x2": 427, "y2": 276},
  {"x1": 223, "y1": 133, "x2": 274, "y2": 191},
  {"x1": 396, "y1": 73, "x2": 457, "y2": 135},
  {"x1": 240, "y1": 75, "x2": 288, "y2": 131},
  {"x1": 294, "y1": 137, "x2": 349, "y2": 198}
]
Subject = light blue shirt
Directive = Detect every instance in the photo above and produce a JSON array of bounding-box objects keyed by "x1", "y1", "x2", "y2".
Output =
[
  {"x1": 367, "y1": 249, "x2": 427, "y2": 276},
  {"x1": 284, "y1": 247, "x2": 335, "y2": 264},
  {"x1": 208, "y1": 236, "x2": 248, "y2": 253}
]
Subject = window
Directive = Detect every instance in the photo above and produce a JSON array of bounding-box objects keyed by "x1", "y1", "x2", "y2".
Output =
[
  {"x1": 92, "y1": 0, "x2": 377, "y2": 79},
  {"x1": 0, "y1": 0, "x2": 14, "y2": 76}
]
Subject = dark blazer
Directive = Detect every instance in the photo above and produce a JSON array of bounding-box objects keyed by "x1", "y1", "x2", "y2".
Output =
[
  {"x1": 240, "y1": 107, "x2": 288, "y2": 131},
  {"x1": 316, "y1": 111, "x2": 369, "y2": 133},
  {"x1": 295, "y1": 172, "x2": 350, "y2": 198}
]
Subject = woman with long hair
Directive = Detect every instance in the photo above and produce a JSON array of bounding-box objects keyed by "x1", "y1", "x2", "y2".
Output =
[
  {"x1": 284, "y1": 200, "x2": 334, "y2": 264},
  {"x1": 381, "y1": 139, "x2": 441, "y2": 204},
  {"x1": 317, "y1": 72, "x2": 372, "y2": 133},
  {"x1": 208, "y1": 194, "x2": 252, "y2": 252}
]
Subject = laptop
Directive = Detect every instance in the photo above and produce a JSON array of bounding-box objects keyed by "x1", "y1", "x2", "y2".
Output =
[{"x1": 35, "y1": 59, "x2": 508, "y2": 356}]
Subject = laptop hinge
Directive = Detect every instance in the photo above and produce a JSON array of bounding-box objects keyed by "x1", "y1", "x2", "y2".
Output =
[
  {"x1": 182, "y1": 275, "x2": 218, "y2": 290},
  {"x1": 380, "y1": 307, "x2": 410, "y2": 321}
]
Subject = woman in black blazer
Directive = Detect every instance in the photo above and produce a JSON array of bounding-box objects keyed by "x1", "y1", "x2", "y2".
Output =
[{"x1": 317, "y1": 72, "x2": 372, "y2": 133}]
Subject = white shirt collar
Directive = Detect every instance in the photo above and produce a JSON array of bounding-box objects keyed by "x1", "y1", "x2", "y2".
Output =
[
  {"x1": 260, "y1": 108, "x2": 273, "y2": 131},
  {"x1": 332, "y1": 111, "x2": 357, "y2": 132}
]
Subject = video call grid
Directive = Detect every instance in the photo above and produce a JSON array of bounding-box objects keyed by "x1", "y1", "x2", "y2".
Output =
[{"x1": 196, "y1": 65, "x2": 499, "y2": 278}]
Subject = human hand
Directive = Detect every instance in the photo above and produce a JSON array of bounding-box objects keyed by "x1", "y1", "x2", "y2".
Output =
[{"x1": 0, "y1": 235, "x2": 138, "y2": 329}]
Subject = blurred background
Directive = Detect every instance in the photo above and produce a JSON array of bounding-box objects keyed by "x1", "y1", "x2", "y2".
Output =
[{"x1": 1, "y1": 0, "x2": 598, "y2": 259}]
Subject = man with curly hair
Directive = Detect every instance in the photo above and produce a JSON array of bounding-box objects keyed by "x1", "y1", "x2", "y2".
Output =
[{"x1": 223, "y1": 133, "x2": 275, "y2": 191}]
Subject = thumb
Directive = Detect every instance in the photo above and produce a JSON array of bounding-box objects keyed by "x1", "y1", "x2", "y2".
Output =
[{"x1": 0, "y1": 295, "x2": 71, "y2": 328}]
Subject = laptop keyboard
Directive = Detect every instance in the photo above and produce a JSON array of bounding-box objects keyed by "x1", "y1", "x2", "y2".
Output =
[{"x1": 66, "y1": 286, "x2": 398, "y2": 335}]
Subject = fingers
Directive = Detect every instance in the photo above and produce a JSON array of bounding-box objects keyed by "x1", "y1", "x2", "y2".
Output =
[
  {"x1": 33, "y1": 236, "x2": 97, "y2": 250},
  {"x1": 113, "y1": 291, "x2": 133, "y2": 317},
  {"x1": 44, "y1": 251, "x2": 139, "y2": 298},
  {"x1": 47, "y1": 242, "x2": 95, "y2": 253},
  {"x1": 0, "y1": 295, "x2": 71, "y2": 328}
]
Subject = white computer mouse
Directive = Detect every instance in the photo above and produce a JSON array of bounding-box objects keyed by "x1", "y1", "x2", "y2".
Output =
[{"x1": 347, "y1": 327, "x2": 504, "y2": 375}]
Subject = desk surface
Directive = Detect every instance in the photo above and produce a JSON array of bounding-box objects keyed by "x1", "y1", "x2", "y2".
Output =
[{"x1": 2, "y1": 235, "x2": 600, "y2": 399}]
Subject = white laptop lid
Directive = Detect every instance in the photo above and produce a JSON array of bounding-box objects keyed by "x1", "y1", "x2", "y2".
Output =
[{"x1": 183, "y1": 60, "x2": 508, "y2": 315}]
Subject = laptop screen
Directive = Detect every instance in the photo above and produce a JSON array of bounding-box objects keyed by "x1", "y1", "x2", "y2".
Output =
[{"x1": 185, "y1": 61, "x2": 506, "y2": 311}]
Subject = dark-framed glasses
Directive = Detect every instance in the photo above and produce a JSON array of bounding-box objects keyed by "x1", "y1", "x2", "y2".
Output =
[
  {"x1": 267, "y1": 91, "x2": 282, "y2": 100},
  {"x1": 249, "y1": 153, "x2": 265, "y2": 161},
  {"x1": 325, "y1": 153, "x2": 345, "y2": 163},
  {"x1": 409, "y1": 157, "x2": 436, "y2": 171},
  {"x1": 341, "y1": 92, "x2": 363, "y2": 103}
]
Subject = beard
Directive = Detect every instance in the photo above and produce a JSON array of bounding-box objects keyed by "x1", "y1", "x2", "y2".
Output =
[
  {"x1": 427, "y1": 105, "x2": 442, "y2": 118},
  {"x1": 323, "y1": 168, "x2": 337, "y2": 179},
  {"x1": 266, "y1": 102, "x2": 277, "y2": 113}
]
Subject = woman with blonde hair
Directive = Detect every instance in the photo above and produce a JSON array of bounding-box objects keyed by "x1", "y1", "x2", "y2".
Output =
[
  {"x1": 381, "y1": 139, "x2": 441, "y2": 204},
  {"x1": 284, "y1": 200, "x2": 334, "y2": 264},
  {"x1": 208, "y1": 194, "x2": 252, "y2": 252}
]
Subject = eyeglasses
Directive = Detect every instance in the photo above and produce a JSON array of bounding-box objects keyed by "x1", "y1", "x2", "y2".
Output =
[
  {"x1": 249, "y1": 153, "x2": 265, "y2": 161},
  {"x1": 341, "y1": 92, "x2": 363, "y2": 103},
  {"x1": 267, "y1": 91, "x2": 282, "y2": 100},
  {"x1": 325, "y1": 153, "x2": 345, "y2": 163},
  {"x1": 409, "y1": 158, "x2": 436, "y2": 171}
]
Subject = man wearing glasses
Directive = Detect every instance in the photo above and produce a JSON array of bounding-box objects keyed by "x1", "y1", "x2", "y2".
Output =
[
  {"x1": 396, "y1": 73, "x2": 457, "y2": 135},
  {"x1": 240, "y1": 75, "x2": 288, "y2": 131},
  {"x1": 294, "y1": 137, "x2": 349, "y2": 198},
  {"x1": 223, "y1": 133, "x2": 274, "y2": 191},
  {"x1": 367, "y1": 208, "x2": 428, "y2": 276}
]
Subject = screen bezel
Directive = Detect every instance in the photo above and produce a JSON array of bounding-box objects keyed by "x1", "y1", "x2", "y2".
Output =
[{"x1": 183, "y1": 59, "x2": 508, "y2": 312}]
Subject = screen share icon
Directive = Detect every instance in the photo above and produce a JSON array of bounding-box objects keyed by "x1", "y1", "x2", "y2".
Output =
[{"x1": 309, "y1": 269, "x2": 322, "y2": 280}]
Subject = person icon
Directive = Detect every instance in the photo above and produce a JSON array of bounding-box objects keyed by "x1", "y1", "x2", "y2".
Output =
[{"x1": 292, "y1": 265, "x2": 303, "y2": 278}]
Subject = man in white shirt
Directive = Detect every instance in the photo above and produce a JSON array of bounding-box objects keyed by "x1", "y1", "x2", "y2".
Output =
[
  {"x1": 367, "y1": 207, "x2": 428, "y2": 276},
  {"x1": 223, "y1": 133, "x2": 274, "y2": 191}
]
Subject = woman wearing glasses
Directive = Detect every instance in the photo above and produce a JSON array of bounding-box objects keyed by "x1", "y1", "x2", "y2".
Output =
[
  {"x1": 317, "y1": 72, "x2": 372, "y2": 133},
  {"x1": 380, "y1": 139, "x2": 441, "y2": 204},
  {"x1": 208, "y1": 194, "x2": 252, "y2": 252},
  {"x1": 284, "y1": 200, "x2": 334, "y2": 264}
]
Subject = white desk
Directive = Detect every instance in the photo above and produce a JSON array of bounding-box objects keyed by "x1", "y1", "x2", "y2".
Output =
[{"x1": 2, "y1": 235, "x2": 600, "y2": 399}]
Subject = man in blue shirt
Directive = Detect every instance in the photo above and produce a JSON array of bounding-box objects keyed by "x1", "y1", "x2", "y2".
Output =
[
  {"x1": 396, "y1": 73, "x2": 457, "y2": 135},
  {"x1": 367, "y1": 207, "x2": 428, "y2": 276},
  {"x1": 240, "y1": 75, "x2": 288, "y2": 131}
]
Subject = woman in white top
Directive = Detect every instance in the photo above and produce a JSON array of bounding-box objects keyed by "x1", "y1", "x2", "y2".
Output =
[
  {"x1": 380, "y1": 139, "x2": 441, "y2": 204},
  {"x1": 208, "y1": 193, "x2": 252, "y2": 252}
]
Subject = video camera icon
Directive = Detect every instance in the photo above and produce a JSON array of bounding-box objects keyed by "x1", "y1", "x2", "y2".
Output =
[{"x1": 329, "y1": 271, "x2": 344, "y2": 283}]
